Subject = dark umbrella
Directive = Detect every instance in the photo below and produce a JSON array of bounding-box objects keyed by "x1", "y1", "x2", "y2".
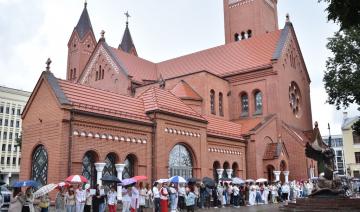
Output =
[
  {"x1": 12, "y1": 180, "x2": 39, "y2": 188},
  {"x1": 100, "y1": 176, "x2": 121, "y2": 183},
  {"x1": 202, "y1": 177, "x2": 215, "y2": 188},
  {"x1": 187, "y1": 178, "x2": 197, "y2": 184}
]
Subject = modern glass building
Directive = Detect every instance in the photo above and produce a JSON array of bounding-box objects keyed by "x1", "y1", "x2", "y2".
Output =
[{"x1": 0, "y1": 86, "x2": 30, "y2": 185}]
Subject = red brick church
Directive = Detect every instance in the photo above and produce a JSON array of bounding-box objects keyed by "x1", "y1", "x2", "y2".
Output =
[{"x1": 20, "y1": 0, "x2": 317, "y2": 187}]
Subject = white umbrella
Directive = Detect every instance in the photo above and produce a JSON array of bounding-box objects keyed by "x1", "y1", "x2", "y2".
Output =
[
  {"x1": 232, "y1": 177, "x2": 245, "y2": 185},
  {"x1": 256, "y1": 178, "x2": 268, "y2": 183},
  {"x1": 245, "y1": 179, "x2": 254, "y2": 183},
  {"x1": 34, "y1": 183, "x2": 57, "y2": 198},
  {"x1": 157, "y1": 179, "x2": 169, "y2": 184}
]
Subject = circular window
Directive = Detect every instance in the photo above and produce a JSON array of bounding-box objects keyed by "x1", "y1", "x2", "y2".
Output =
[{"x1": 288, "y1": 81, "x2": 302, "y2": 118}]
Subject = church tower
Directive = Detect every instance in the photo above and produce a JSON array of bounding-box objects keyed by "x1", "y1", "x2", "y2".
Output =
[
  {"x1": 223, "y1": 0, "x2": 279, "y2": 44},
  {"x1": 67, "y1": 2, "x2": 96, "y2": 82}
]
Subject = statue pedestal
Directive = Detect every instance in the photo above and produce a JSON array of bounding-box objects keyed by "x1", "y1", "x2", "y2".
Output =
[{"x1": 281, "y1": 197, "x2": 360, "y2": 211}]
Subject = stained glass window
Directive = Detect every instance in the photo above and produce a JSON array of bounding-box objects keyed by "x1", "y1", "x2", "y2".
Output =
[
  {"x1": 31, "y1": 145, "x2": 48, "y2": 186},
  {"x1": 254, "y1": 91, "x2": 263, "y2": 114},
  {"x1": 288, "y1": 81, "x2": 302, "y2": 117},
  {"x1": 241, "y1": 93, "x2": 249, "y2": 116},
  {"x1": 210, "y1": 90, "x2": 215, "y2": 115},
  {"x1": 82, "y1": 152, "x2": 96, "y2": 187},
  {"x1": 103, "y1": 154, "x2": 116, "y2": 177},
  {"x1": 123, "y1": 155, "x2": 135, "y2": 179},
  {"x1": 168, "y1": 144, "x2": 193, "y2": 178}
]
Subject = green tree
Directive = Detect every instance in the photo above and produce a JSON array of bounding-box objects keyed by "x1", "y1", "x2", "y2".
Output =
[{"x1": 319, "y1": 0, "x2": 360, "y2": 30}]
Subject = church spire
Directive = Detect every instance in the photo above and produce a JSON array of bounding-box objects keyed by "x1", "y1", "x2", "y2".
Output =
[
  {"x1": 75, "y1": 1, "x2": 93, "y2": 40},
  {"x1": 118, "y1": 11, "x2": 138, "y2": 56}
]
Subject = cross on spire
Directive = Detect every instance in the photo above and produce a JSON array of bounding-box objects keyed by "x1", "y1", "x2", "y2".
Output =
[
  {"x1": 124, "y1": 11, "x2": 131, "y2": 24},
  {"x1": 46, "y1": 58, "x2": 52, "y2": 71},
  {"x1": 84, "y1": 0, "x2": 87, "y2": 7}
]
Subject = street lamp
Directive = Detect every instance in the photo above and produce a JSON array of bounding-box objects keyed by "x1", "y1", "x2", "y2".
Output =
[{"x1": 328, "y1": 123, "x2": 332, "y2": 148}]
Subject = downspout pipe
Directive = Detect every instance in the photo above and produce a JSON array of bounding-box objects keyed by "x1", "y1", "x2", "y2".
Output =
[
  {"x1": 68, "y1": 110, "x2": 74, "y2": 176},
  {"x1": 151, "y1": 112, "x2": 157, "y2": 183}
]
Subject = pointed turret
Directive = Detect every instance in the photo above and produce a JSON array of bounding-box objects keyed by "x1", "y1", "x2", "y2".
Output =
[
  {"x1": 75, "y1": 2, "x2": 93, "y2": 40},
  {"x1": 118, "y1": 12, "x2": 138, "y2": 56},
  {"x1": 66, "y1": 1, "x2": 96, "y2": 82}
]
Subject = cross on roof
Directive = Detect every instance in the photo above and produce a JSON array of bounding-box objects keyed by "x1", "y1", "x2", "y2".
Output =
[
  {"x1": 124, "y1": 11, "x2": 131, "y2": 23},
  {"x1": 46, "y1": 58, "x2": 52, "y2": 71}
]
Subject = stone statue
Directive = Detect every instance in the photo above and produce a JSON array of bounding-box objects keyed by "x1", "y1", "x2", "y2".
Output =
[{"x1": 305, "y1": 122, "x2": 344, "y2": 196}]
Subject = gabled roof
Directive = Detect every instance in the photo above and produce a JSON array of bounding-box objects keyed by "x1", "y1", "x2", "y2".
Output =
[
  {"x1": 119, "y1": 23, "x2": 137, "y2": 56},
  {"x1": 103, "y1": 29, "x2": 282, "y2": 84},
  {"x1": 138, "y1": 86, "x2": 206, "y2": 122},
  {"x1": 57, "y1": 79, "x2": 151, "y2": 123},
  {"x1": 236, "y1": 114, "x2": 276, "y2": 135},
  {"x1": 170, "y1": 80, "x2": 202, "y2": 101},
  {"x1": 110, "y1": 47, "x2": 157, "y2": 82},
  {"x1": 282, "y1": 122, "x2": 310, "y2": 146},
  {"x1": 75, "y1": 3, "x2": 93, "y2": 40},
  {"x1": 204, "y1": 115, "x2": 244, "y2": 141}
]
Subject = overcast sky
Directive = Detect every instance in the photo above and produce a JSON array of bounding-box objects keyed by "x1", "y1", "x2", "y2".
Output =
[{"x1": 0, "y1": 0, "x2": 358, "y2": 135}]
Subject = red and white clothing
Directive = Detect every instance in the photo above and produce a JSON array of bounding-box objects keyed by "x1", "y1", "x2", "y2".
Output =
[{"x1": 160, "y1": 186, "x2": 169, "y2": 212}]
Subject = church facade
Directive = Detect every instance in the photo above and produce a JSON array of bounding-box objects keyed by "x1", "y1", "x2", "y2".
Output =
[{"x1": 20, "y1": 0, "x2": 317, "y2": 187}]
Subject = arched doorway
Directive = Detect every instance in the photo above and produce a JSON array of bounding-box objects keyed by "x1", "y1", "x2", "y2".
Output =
[
  {"x1": 266, "y1": 165, "x2": 275, "y2": 182},
  {"x1": 31, "y1": 145, "x2": 48, "y2": 186},
  {"x1": 223, "y1": 162, "x2": 230, "y2": 179},
  {"x1": 82, "y1": 151, "x2": 98, "y2": 187},
  {"x1": 280, "y1": 160, "x2": 287, "y2": 183},
  {"x1": 103, "y1": 153, "x2": 118, "y2": 177},
  {"x1": 213, "y1": 161, "x2": 221, "y2": 182},
  {"x1": 168, "y1": 144, "x2": 193, "y2": 178},
  {"x1": 123, "y1": 154, "x2": 137, "y2": 179},
  {"x1": 232, "y1": 163, "x2": 239, "y2": 178}
]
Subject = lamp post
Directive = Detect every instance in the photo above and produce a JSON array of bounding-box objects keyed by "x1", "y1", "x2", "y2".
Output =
[{"x1": 328, "y1": 123, "x2": 332, "y2": 148}]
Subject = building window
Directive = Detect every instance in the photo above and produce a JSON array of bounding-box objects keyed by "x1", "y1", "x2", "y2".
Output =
[
  {"x1": 0, "y1": 157, "x2": 3, "y2": 164},
  {"x1": 168, "y1": 144, "x2": 193, "y2": 179},
  {"x1": 254, "y1": 90, "x2": 263, "y2": 115},
  {"x1": 234, "y1": 33, "x2": 240, "y2": 41},
  {"x1": 210, "y1": 90, "x2": 216, "y2": 115},
  {"x1": 9, "y1": 133, "x2": 12, "y2": 140},
  {"x1": 11, "y1": 108, "x2": 15, "y2": 115},
  {"x1": 95, "y1": 71, "x2": 99, "y2": 81},
  {"x1": 3, "y1": 132, "x2": 7, "y2": 140},
  {"x1": 6, "y1": 157, "x2": 10, "y2": 165},
  {"x1": 103, "y1": 153, "x2": 117, "y2": 177},
  {"x1": 10, "y1": 120, "x2": 14, "y2": 127},
  {"x1": 219, "y1": 92, "x2": 224, "y2": 117},
  {"x1": 31, "y1": 145, "x2": 48, "y2": 186},
  {"x1": 2, "y1": 144, "x2": 5, "y2": 151},
  {"x1": 240, "y1": 93, "x2": 249, "y2": 116},
  {"x1": 15, "y1": 133, "x2": 19, "y2": 139},
  {"x1": 241, "y1": 32, "x2": 246, "y2": 40},
  {"x1": 12, "y1": 158, "x2": 16, "y2": 165},
  {"x1": 101, "y1": 69, "x2": 105, "y2": 80},
  {"x1": 123, "y1": 155, "x2": 136, "y2": 179},
  {"x1": 354, "y1": 170, "x2": 360, "y2": 178},
  {"x1": 17, "y1": 109, "x2": 21, "y2": 115},
  {"x1": 5, "y1": 107, "x2": 9, "y2": 114},
  {"x1": 82, "y1": 151, "x2": 97, "y2": 187},
  {"x1": 4, "y1": 119, "x2": 8, "y2": 126},
  {"x1": 16, "y1": 120, "x2": 20, "y2": 128},
  {"x1": 353, "y1": 131, "x2": 360, "y2": 144},
  {"x1": 0, "y1": 118, "x2": 2, "y2": 125},
  {"x1": 0, "y1": 106, "x2": 3, "y2": 113},
  {"x1": 355, "y1": 152, "x2": 360, "y2": 164},
  {"x1": 73, "y1": 68, "x2": 77, "y2": 79},
  {"x1": 247, "y1": 30, "x2": 252, "y2": 38}
]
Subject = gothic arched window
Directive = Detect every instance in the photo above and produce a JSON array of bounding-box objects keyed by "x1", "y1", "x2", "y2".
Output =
[
  {"x1": 254, "y1": 90, "x2": 263, "y2": 115},
  {"x1": 168, "y1": 144, "x2": 193, "y2": 178},
  {"x1": 210, "y1": 90, "x2": 216, "y2": 115},
  {"x1": 123, "y1": 155, "x2": 136, "y2": 179},
  {"x1": 31, "y1": 145, "x2": 48, "y2": 186},
  {"x1": 240, "y1": 93, "x2": 249, "y2": 116},
  {"x1": 241, "y1": 32, "x2": 246, "y2": 40},
  {"x1": 219, "y1": 92, "x2": 224, "y2": 117},
  {"x1": 247, "y1": 30, "x2": 252, "y2": 38},
  {"x1": 82, "y1": 151, "x2": 97, "y2": 187},
  {"x1": 103, "y1": 153, "x2": 117, "y2": 177},
  {"x1": 73, "y1": 68, "x2": 77, "y2": 79}
]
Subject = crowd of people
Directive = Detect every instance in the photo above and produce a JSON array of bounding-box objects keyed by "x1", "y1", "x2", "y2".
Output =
[{"x1": 7, "y1": 178, "x2": 320, "y2": 212}]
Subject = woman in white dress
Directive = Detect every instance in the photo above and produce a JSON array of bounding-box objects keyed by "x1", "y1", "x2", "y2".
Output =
[{"x1": 248, "y1": 183, "x2": 256, "y2": 206}]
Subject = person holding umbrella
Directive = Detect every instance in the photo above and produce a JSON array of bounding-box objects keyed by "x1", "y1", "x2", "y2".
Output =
[
  {"x1": 21, "y1": 187, "x2": 35, "y2": 212},
  {"x1": 75, "y1": 184, "x2": 86, "y2": 212},
  {"x1": 55, "y1": 188, "x2": 66, "y2": 212},
  {"x1": 8, "y1": 188, "x2": 23, "y2": 212},
  {"x1": 65, "y1": 188, "x2": 76, "y2": 212},
  {"x1": 107, "y1": 186, "x2": 117, "y2": 212}
]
